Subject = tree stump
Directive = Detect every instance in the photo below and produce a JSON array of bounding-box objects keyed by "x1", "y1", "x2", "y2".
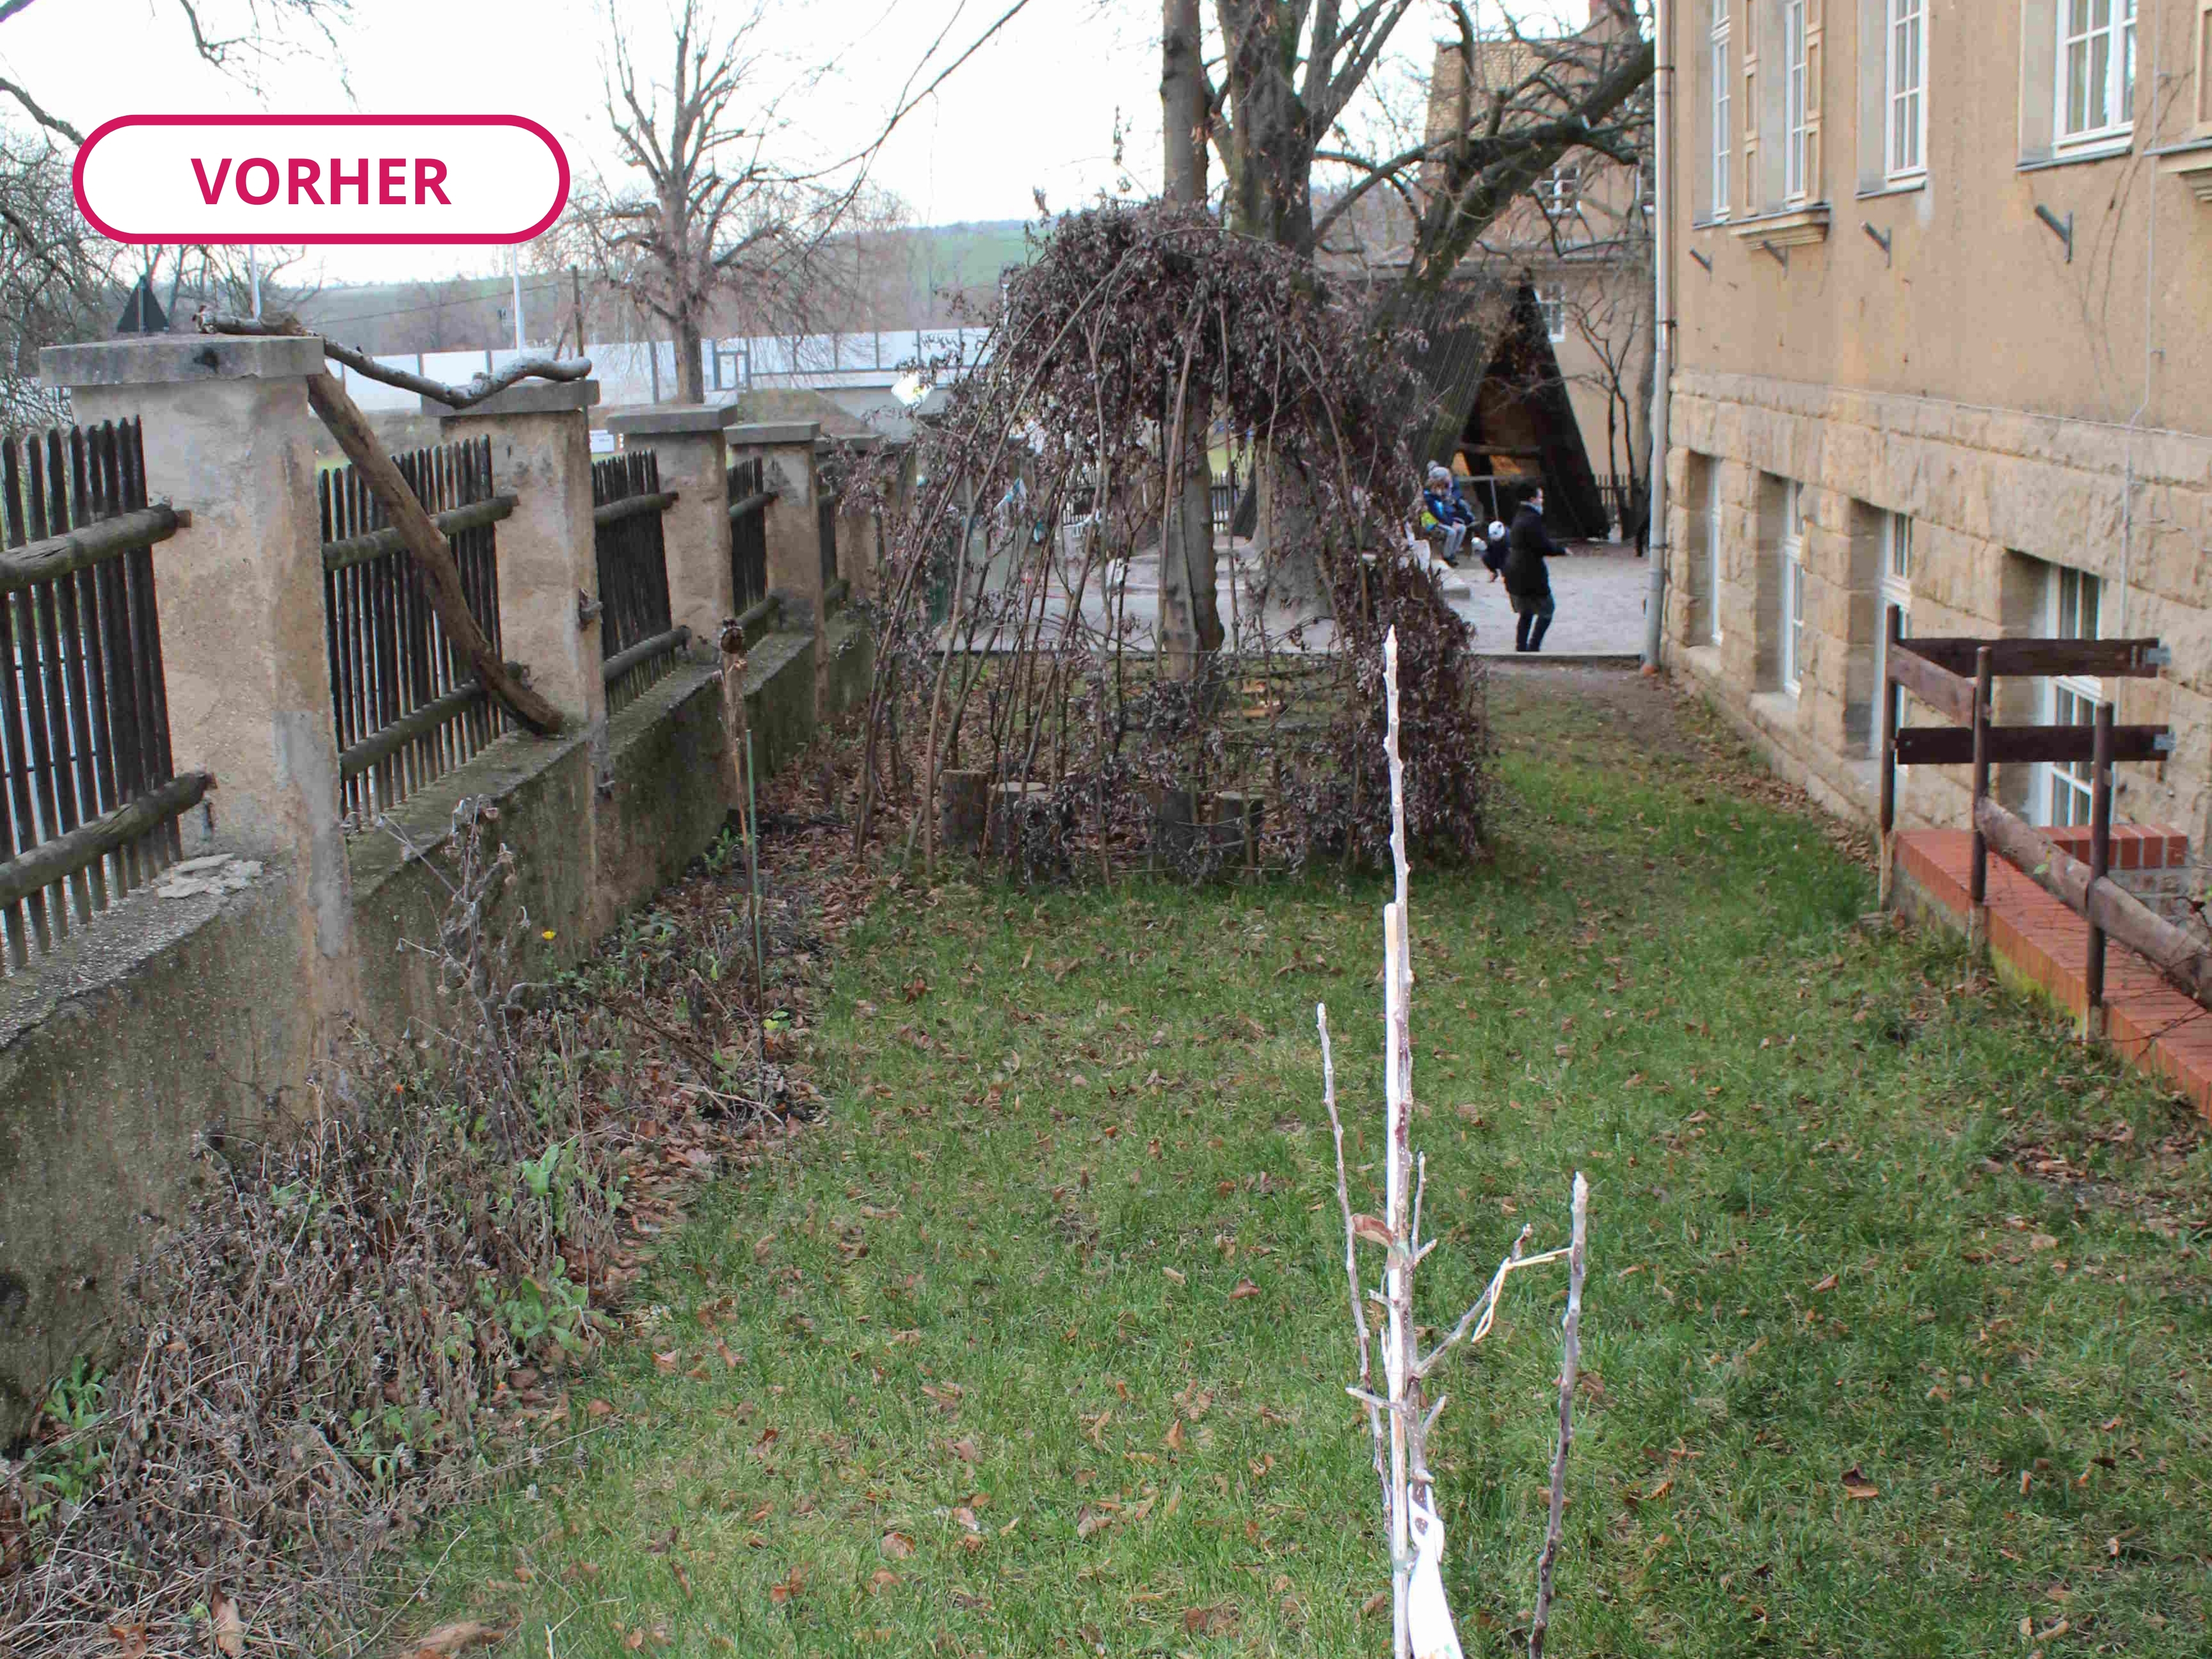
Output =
[
  {"x1": 940, "y1": 769, "x2": 989, "y2": 857},
  {"x1": 1150, "y1": 786, "x2": 1203, "y2": 874},
  {"x1": 1211, "y1": 791, "x2": 1265, "y2": 876}
]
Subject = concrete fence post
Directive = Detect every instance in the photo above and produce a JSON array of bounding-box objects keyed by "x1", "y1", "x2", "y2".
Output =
[
  {"x1": 422, "y1": 381, "x2": 606, "y2": 737},
  {"x1": 602, "y1": 405, "x2": 733, "y2": 643},
  {"x1": 727, "y1": 421, "x2": 825, "y2": 631},
  {"x1": 42, "y1": 334, "x2": 356, "y2": 984},
  {"x1": 833, "y1": 434, "x2": 884, "y2": 602}
]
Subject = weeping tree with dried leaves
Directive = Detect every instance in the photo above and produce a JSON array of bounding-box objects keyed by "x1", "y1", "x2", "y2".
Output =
[{"x1": 849, "y1": 202, "x2": 1492, "y2": 886}]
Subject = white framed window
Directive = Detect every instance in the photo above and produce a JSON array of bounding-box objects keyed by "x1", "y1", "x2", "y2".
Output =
[
  {"x1": 2043, "y1": 564, "x2": 2105, "y2": 827},
  {"x1": 1780, "y1": 482, "x2": 1806, "y2": 694},
  {"x1": 1537, "y1": 284, "x2": 1567, "y2": 342},
  {"x1": 1875, "y1": 512, "x2": 1912, "y2": 733},
  {"x1": 1784, "y1": 0, "x2": 1811, "y2": 199},
  {"x1": 2058, "y1": 0, "x2": 2138, "y2": 148},
  {"x1": 1711, "y1": 0, "x2": 1732, "y2": 216},
  {"x1": 2198, "y1": 0, "x2": 2212, "y2": 131},
  {"x1": 1886, "y1": 0, "x2": 1926, "y2": 181},
  {"x1": 1707, "y1": 491, "x2": 1725, "y2": 647},
  {"x1": 1537, "y1": 162, "x2": 1582, "y2": 216}
]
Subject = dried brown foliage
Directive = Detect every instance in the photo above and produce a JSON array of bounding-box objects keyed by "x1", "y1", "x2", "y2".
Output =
[{"x1": 849, "y1": 202, "x2": 1491, "y2": 881}]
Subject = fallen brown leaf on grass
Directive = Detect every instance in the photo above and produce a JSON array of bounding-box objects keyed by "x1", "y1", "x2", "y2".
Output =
[
  {"x1": 953, "y1": 1505, "x2": 982, "y2": 1534},
  {"x1": 1810, "y1": 1273, "x2": 1838, "y2": 1294},
  {"x1": 105, "y1": 1624, "x2": 149, "y2": 1659},
  {"x1": 868, "y1": 1570, "x2": 901, "y2": 1593},
  {"x1": 950, "y1": 1436, "x2": 981, "y2": 1463},
  {"x1": 1183, "y1": 1605, "x2": 1240, "y2": 1635},
  {"x1": 768, "y1": 1565, "x2": 807, "y2": 1606},
  {"x1": 405, "y1": 1621, "x2": 509, "y2": 1657},
  {"x1": 1229, "y1": 1278, "x2": 1261, "y2": 1301},
  {"x1": 1163, "y1": 1418, "x2": 1186, "y2": 1453},
  {"x1": 1076, "y1": 1505, "x2": 1114, "y2": 1540},
  {"x1": 880, "y1": 1531, "x2": 915, "y2": 1559},
  {"x1": 1360, "y1": 1590, "x2": 1389, "y2": 1618},
  {"x1": 1841, "y1": 1467, "x2": 1880, "y2": 1501},
  {"x1": 653, "y1": 1350, "x2": 681, "y2": 1374},
  {"x1": 212, "y1": 1590, "x2": 245, "y2": 1657}
]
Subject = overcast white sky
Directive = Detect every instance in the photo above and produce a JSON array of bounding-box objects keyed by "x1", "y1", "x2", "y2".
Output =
[
  {"x1": 6, "y1": 0, "x2": 1581, "y2": 292},
  {"x1": 5, "y1": 0, "x2": 1167, "y2": 287}
]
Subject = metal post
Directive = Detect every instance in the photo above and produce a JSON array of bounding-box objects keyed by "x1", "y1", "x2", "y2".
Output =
[
  {"x1": 1640, "y1": 0, "x2": 1674, "y2": 668},
  {"x1": 2085, "y1": 701, "x2": 2115, "y2": 1038},
  {"x1": 745, "y1": 730, "x2": 767, "y2": 1067},
  {"x1": 1879, "y1": 604, "x2": 1901, "y2": 904},
  {"x1": 1968, "y1": 646, "x2": 1994, "y2": 956},
  {"x1": 509, "y1": 246, "x2": 525, "y2": 350}
]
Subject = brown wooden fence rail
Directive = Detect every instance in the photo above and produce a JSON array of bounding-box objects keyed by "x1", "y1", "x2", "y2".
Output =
[
  {"x1": 1878, "y1": 607, "x2": 2191, "y2": 1029},
  {"x1": 0, "y1": 418, "x2": 204, "y2": 975},
  {"x1": 321, "y1": 436, "x2": 513, "y2": 824},
  {"x1": 728, "y1": 455, "x2": 771, "y2": 618},
  {"x1": 592, "y1": 449, "x2": 685, "y2": 715}
]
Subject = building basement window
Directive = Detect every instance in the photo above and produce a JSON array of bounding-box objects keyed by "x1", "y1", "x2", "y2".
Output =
[
  {"x1": 2045, "y1": 563, "x2": 2105, "y2": 826},
  {"x1": 1780, "y1": 481, "x2": 1807, "y2": 695}
]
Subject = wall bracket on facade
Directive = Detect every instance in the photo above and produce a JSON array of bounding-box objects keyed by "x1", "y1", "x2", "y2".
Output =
[
  {"x1": 1860, "y1": 221, "x2": 1892, "y2": 267},
  {"x1": 1688, "y1": 246, "x2": 1713, "y2": 273},
  {"x1": 2034, "y1": 204, "x2": 2074, "y2": 263},
  {"x1": 1757, "y1": 239, "x2": 1789, "y2": 271}
]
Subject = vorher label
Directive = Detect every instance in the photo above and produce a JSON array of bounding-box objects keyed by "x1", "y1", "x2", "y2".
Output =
[{"x1": 74, "y1": 115, "x2": 568, "y2": 244}]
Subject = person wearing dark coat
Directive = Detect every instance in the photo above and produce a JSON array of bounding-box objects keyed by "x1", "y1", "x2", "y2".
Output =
[{"x1": 1503, "y1": 489, "x2": 1567, "y2": 652}]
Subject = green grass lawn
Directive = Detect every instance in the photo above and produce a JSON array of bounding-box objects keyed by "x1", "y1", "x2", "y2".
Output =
[{"x1": 415, "y1": 668, "x2": 2212, "y2": 1657}]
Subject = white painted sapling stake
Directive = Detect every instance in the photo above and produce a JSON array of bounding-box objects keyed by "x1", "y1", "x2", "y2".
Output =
[{"x1": 1319, "y1": 627, "x2": 1588, "y2": 1659}]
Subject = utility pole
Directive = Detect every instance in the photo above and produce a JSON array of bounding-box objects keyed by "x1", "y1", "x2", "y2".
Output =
[
  {"x1": 571, "y1": 265, "x2": 585, "y2": 361},
  {"x1": 509, "y1": 246, "x2": 525, "y2": 350},
  {"x1": 1641, "y1": 0, "x2": 1673, "y2": 670}
]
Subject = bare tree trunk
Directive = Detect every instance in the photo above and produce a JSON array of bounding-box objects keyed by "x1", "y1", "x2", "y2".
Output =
[
  {"x1": 1157, "y1": 0, "x2": 1222, "y2": 679},
  {"x1": 1253, "y1": 450, "x2": 1328, "y2": 618},
  {"x1": 677, "y1": 314, "x2": 706, "y2": 403},
  {"x1": 1161, "y1": 0, "x2": 1208, "y2": 205}
]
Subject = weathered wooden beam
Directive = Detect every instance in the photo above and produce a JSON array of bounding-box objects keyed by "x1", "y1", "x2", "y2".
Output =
[
  {"x1": 322, "y1": 492, "x2": 517, "y2": 572},
  {"x1": 592, "y1": 490, "x2": 679, "y2": 529},
  {"x1": 0, "y1": 770, "x2": 211, "y2": 909},
  {"x1": 1907, "y1": 635, "x2": 2167, "y2": 680},
  {"x1": 1895, "y1": 723, "x2": 2171, "y2": 767},
  {"x1": 0, "y1": 505, "x2": 181, "y2": 597},
  {"x1": 337, "y1": 671, "x2": 520, "y2": 782},
  {"x1": 1974, "y1": 794, "x2": 2212, "y2": 1008},
  {"x1": 601, "y1": 624, "x2": 691, "y2": 685},
  {"x1": 1884, "y1": 646, "x2": 1976, "y2": 725}
]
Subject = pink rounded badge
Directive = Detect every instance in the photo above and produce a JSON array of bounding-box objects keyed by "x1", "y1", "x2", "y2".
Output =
[{"x1": 75, "y1": 115, "x2": 569, "y2": 244}]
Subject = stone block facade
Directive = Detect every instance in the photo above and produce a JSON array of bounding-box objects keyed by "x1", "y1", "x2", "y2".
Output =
[{"x1": 1662, "y1": 371, "x2": 2212, "y2": 863}]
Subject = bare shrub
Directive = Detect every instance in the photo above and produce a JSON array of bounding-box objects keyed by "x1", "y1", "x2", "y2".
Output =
[{"x1": 0, "y1": 807, "x2": 623, "y2": 1657}]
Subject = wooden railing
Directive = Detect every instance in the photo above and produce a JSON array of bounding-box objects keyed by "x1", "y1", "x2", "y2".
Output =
[
  {"x1": 727, "y1": 455, "x2": 771, "y2": 614},
  {"x1": 321, "y1": 436, "x2": 510, "y2": 823},
  {"x1": 0, "y1": 418, "x2": 196, "y2": 973},
  {"x1": 1879, "y1": 608, "x2": 2193, "y2": 1026},
  {"x1": 592, "y1": 449, "x2": 684, "y2": 715}
]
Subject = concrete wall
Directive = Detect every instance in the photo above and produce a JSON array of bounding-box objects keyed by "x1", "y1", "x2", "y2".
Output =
[
  {"x1": 0, "y1": 640, "x2": 828, "y2": 1441},
  {"x1": 2, "y1": 341, "x2": 865, "y2": 1440},
  {"x1": 1662, "y1": 0, "x2": 2212, "y2": 849}
]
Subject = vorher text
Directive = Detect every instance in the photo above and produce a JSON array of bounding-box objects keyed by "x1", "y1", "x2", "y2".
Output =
[{"x1": 190, "y1": 156, "x2": 451, "y2": 207}]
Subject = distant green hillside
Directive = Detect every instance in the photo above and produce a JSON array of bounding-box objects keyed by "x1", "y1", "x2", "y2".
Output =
[{"x1": 298, "y1": 220, "x2": 1038, "y2": 353}]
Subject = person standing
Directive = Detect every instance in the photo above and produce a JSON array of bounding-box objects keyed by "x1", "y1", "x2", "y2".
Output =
[{"x1": 1504, "y1": 487, "x2": 1568, "y2": 652}]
